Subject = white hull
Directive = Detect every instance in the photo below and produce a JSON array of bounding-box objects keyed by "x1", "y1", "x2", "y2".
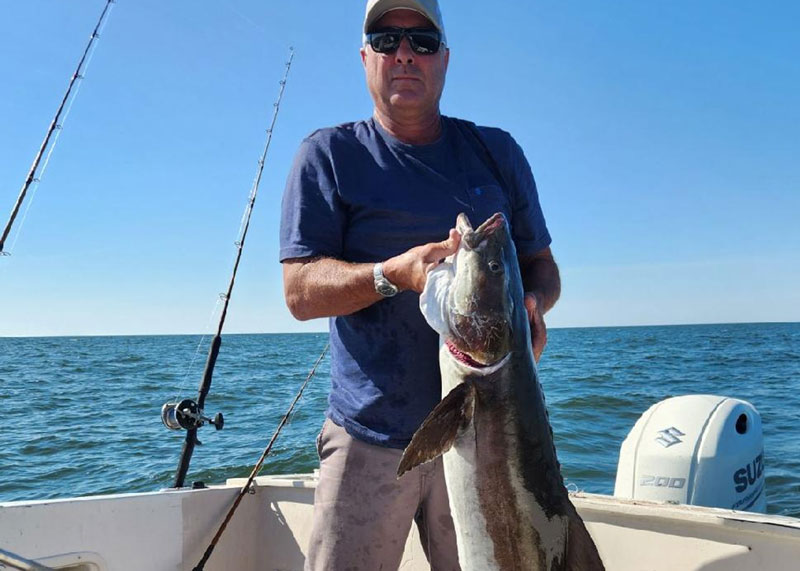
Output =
[{"x1": 2, "y1": 474, "x2": 799, "y2": 570}]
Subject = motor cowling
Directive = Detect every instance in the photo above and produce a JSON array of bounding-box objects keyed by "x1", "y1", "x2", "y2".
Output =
[{"x1": 614, "y1": 394, "x2": 766, "y2": 512}]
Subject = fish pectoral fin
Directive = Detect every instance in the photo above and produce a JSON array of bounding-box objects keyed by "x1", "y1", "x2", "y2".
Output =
[{"x1": 397, "y1": 382, "x2": 476, "y2": 478}]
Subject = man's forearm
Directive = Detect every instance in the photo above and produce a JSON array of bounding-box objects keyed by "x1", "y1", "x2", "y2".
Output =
[
  {"x1": 519, "y1": 249, "x2": 561, "y2": 314},
  {"x1": 282, "y1": 230, "x2": 461, "y2": 321},
  {"x1": 283, "y1": 257, "x2": 381, "y2": 321}
]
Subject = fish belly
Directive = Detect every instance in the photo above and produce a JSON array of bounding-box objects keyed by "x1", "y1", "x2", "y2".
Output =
[{"x1": 443, "y1": 422, "x2": 504, "y2": 570}]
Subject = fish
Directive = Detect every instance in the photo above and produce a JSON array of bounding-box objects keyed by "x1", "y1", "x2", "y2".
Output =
[{"x1": 399, "y1": 212, "x2": 605, "y2": 570}]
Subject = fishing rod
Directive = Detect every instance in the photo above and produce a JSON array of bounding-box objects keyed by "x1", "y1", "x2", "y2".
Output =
[
  {"x1": 192, "y1": 342, "x2": 328, "y2": 571},
  {"x1": 0, "y1": 0, "x2": 115, "y2": 256},
  {"x1": 160, "y1": 48, "x2": 295, "y2": 490}
]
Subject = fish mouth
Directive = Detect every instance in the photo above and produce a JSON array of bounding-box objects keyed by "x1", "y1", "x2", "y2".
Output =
[
  {"x1": 445, "y1": 339, "x2": 510, "y2": 372},
  {"x1": 459, "y1": 212, "x2": 506, "y2": 250}
]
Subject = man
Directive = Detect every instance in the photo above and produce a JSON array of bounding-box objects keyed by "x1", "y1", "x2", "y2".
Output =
[{"x1": 280, "y1": 0, "x2": 560, "y2": 569}]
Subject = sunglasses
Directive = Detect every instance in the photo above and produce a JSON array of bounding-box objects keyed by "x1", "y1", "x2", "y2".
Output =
[{"x1": 366, "y1": 27, "x2": 443, "y2": 55}]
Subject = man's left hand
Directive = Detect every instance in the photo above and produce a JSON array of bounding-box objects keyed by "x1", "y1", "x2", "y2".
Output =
[{"x1": 524, "y1": 292, "x2": 547, "y2": 363}]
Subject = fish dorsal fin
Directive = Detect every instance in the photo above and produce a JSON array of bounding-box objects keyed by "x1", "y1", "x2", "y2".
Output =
[{"x1": 397, "y1": 382, "x2": 476, "y2": 478}]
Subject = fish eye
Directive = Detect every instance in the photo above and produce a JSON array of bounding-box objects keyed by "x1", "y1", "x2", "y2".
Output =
[{"x1": 488, "y1": 260, "x2": 503, "y2": 274}]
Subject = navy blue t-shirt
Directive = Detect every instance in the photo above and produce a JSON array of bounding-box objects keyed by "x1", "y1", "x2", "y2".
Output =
[{"x1": 280, "y1": 116, "x2": 551, "y2": 448}]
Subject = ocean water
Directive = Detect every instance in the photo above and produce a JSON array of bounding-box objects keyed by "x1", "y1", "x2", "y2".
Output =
[{"x1": 1, "y1": 323, "x2": 798, "y2": 518}]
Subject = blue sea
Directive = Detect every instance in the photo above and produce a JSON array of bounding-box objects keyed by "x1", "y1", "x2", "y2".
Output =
[{"x1": 1, "y1": 323, "x2": 798, "y2": 518}]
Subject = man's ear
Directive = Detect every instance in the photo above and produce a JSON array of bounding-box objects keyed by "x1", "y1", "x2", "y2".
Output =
[{"x1": 360, "y1": 47, "x2": 368, "y2": 67}]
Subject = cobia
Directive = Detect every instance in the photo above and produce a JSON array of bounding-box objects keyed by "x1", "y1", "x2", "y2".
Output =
[{"x1": 399, "y1": 212, "x2": 605, "y2": 570}]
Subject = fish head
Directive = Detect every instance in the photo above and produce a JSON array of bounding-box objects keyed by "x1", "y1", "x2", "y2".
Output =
[{"x1": 447, "y1": 212, "x2": 515, "y2": 367}]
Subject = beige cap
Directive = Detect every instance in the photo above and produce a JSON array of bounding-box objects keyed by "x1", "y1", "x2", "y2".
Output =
[{"x1": 364, "y1": 0, "x2": 446, "y2": 43}]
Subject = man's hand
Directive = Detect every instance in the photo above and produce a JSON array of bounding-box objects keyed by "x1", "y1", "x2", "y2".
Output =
[
  {"x1": 383, "y1": 229, "x2": 461, "y2": 293},
  {"x1": 524, "y1": 292, "x2": 547, "y2": 363},
  {"x1": 519, "y1": 248, "x2": 560, "y2": 363}
]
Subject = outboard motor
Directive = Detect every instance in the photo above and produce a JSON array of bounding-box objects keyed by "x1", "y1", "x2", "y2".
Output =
[{"x1": 615, "y1": 395, "x2": 766, "y2": 512}]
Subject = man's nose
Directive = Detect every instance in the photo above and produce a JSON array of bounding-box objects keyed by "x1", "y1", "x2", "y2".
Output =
[{"x1": 395, "y1": 36, "x2": 415, "y2": 64}]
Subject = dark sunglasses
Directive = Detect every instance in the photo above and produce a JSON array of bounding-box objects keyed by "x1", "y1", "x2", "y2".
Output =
[{"x1": 366, "y1": 27, "x2": 443, "y2": 55}]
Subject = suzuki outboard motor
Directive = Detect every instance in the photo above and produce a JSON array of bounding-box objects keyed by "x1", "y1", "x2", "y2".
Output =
[{"x1": 615, "y1": 395, "x2": 766, "y2": 512}]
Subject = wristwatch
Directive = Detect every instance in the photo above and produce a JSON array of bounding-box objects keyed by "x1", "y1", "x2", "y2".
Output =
[{"x1": 373, "y1": 262, "x2": 399, "y2": 297}]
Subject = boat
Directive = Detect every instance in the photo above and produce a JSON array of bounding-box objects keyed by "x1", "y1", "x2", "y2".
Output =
[{"x1": 2, "y1": 471, "x2": 800, "y2": 570}]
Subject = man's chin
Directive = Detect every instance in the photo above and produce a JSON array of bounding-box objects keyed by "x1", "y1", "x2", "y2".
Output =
[{"x1": 388, "y1": 92, "x2": 429, "y2": 110}]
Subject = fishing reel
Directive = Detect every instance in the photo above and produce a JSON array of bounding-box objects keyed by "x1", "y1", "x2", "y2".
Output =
[{"x1": 161, "y1": 399, "x2": 224, "y2": 432}]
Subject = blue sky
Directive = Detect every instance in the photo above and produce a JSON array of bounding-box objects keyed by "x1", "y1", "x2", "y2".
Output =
[{"x1": 1, "y1": 0, "x2": 798, "y2": 337}]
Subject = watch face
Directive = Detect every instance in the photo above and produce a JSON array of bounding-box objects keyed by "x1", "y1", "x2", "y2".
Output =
[{"x1": 377, "y1": 280, "x2": 398, "y2": 297}]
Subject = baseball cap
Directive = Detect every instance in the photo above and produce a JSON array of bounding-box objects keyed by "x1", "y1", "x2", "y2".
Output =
[{"x1": 364, "y1": 0, "x2": 447, "y2": 44}]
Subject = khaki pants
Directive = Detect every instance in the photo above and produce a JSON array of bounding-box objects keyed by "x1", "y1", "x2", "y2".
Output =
[{"x1": 305, "y1": 419, "x2": 461, "y2": 571}]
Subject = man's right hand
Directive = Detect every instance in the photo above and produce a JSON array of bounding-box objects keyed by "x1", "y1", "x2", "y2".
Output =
[{"x1": 382, "y1": 228, "x2": 460, "y2": 293}]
